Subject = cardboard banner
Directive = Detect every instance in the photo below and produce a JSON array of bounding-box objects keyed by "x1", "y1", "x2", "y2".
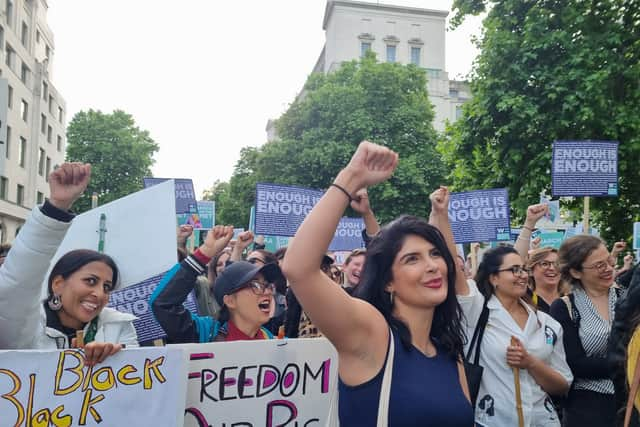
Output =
[
  {"x1": 255, "y1": 183, "x2": 323, "y2": 237},
  {"x1": 144, "y1": 177, "x2": 198, "y2": 215},
  {"x1": 0, "y1": 347, "x2": 187, "y2": 426},
  {"x1": 551, "y1": 140, "x2": 619, "y2": 197},
  {"x1": 329, "y1": 217, "x2": 365, "y2": 252},
  {"x1": 448, "y1": 189, "x2": 511, "y2": 244},
  {"x1": 107, "y1": 271, "x2": 199, "y2": 343},
  {"x1": 178, "y1": 338, "x2": 339, "y2": 427}
]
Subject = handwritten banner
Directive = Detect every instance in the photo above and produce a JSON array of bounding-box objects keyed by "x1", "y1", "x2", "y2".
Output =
[
  {"x1": 329, "y1": 217, "x2": 365, "y2": 251},
  {"x1": 177, "y1": 338, "x2": 339, "y2": 427},
  {"x1": 255, "y1": 183, "x2": 323, "y2": 237},
  {"x1": 448, "y1": 189, "x2": 511, "y2": 244},
  {"x1": 551, "y1": 140, "x2": 619, "y2": 197},
  {"x1": 144, "y1": 177, "x2": 198, "y2": 215},
  {"x1": 0, "y1": 347, "x2": 187, "y2": 426}
]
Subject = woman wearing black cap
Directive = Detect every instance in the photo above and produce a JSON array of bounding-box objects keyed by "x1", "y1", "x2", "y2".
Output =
[{"x1": 151, "y1": 225, "x2": 284, "y2": 342}]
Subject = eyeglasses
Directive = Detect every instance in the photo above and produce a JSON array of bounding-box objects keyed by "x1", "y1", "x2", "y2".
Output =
[
  {"x1": 536, "y1": 260, "x2": 559, "y2": 270},
  {"x1": 497, "y1": 266, "x2": 530, "y2": 276},
  {"x1": 582, "y1": 257, "x2": 615, "y2": 273},
  {"x1": 239, "y1": 280, "x2": 275, "y2": 295}
]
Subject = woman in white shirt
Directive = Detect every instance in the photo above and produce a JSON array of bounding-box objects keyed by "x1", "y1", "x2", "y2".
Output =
[{"x1": 429, "y1": 188, "x2": 573, "y2": 427}]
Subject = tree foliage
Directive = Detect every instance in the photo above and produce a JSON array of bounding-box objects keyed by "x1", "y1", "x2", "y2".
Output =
[
  {"x1": 216, "y1": 53, "x2": 445, "y2": 226},
  {"x1": 66, "y1": 110, "x2": 159, "y2": 212},
  {"x1": 442, "y1": 0, "x2": 640, "y2": 241}
]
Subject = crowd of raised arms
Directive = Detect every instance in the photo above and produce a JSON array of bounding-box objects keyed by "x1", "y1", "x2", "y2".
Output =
[{"x1": 2, "y1": 141, "x2": 640, "y2": 427}]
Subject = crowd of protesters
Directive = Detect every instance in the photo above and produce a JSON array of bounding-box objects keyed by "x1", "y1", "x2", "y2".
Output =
[{"x1": 1, "y1": 141, "x2": 640, "y2": 426}]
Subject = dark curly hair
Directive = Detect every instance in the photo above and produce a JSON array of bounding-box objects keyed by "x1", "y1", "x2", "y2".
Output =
[{"x1": 354, "y1": 215, "x2": 465, "y2": 359}]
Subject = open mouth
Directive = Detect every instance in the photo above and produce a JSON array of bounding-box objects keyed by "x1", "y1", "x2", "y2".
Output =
[
  {"x1": 423, "y1": 278, "x2": 442, "y2": 289},
  {"x1": 80, "y1": 300, "x2": 98, "y2": 313},
  {"x1": 258, "y1": 299, "x2": 271, "y2": 314}
]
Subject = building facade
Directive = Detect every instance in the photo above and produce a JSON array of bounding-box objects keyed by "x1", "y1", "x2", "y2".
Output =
[
  {"x1": 0, "y1": 0, "x2": 66, "y2": 242},
  {"x1": 267, "y1": 0, "x2": 470, "y2": 140}
]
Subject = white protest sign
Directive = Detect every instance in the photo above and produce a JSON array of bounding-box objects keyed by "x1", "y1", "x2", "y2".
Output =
[
  {"x1": 0, "y1": 347, "x2": 187, "y2": 426},
  {"x1": 45, "y1": 180, "x2": 177, "y2": 291},
  {"x1": 177, "y1": 338, "x2": 339, "y2": 427}
]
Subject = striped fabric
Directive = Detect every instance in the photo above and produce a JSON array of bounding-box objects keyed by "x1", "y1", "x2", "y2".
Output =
[{"x1": 573, "y1": 286, "x2": 619, "y2": 394}]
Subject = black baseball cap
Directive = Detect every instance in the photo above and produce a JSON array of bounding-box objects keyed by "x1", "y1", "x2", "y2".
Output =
[{"x1": 214, "y1": 260, "x2": 284, "y2": 306}]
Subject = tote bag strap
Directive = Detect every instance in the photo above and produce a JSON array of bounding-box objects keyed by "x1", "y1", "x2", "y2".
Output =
[{"x1": 377, "y1": 328, "x2": 395, "y2": 427}]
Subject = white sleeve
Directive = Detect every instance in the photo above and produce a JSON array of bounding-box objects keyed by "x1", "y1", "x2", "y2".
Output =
[
  {"x1": 0, "y1": 207, "x2": 70, "y2": 349},
  {"x1": 548, "y1": 318, "x2": 574, "y2": 387},
  {"x1": 456, "y1": 279, "x2": 486, "y2": 333},
  {"x1": 119, "y1": 323, "x2": 140, "y2": 348}
]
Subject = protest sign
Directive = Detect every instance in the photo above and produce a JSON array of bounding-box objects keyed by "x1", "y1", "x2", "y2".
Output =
[
  {"x1": 538, "y1": 231, "x2": 565, "y2": 249},
  {"x1": 263, "y1": 235, "x2": 291, "y2": 252},
  {"x1": 144, "y1": 177, "x2": 199, "y2": 215},
  {"x1": 0, "y1": 347, "x2": 187, "y2": 426},
  {"x1": 551, "y1": 140, "x2": 619, "y2": 197},
  {"x1": 329, "y1": 217, "x2": 365, "y2": 251},
  {"x1": 47, "y1": 180, "x2": 177, "y2": 292},
  {"x1": 233, "y1": 228, "x2": 245, "y2": 239},
  {"x1": 196, "y1": 201, "x2": 215, "y2": 229},
  {"x1": 540, "y1": 196, "x2": 560, "y2": 223},
  {"x1": 179, "y1": 338, "x2": 339, "y2": 427},
  {"x1": 108, "y1": 270, "x2": 199, "y2": 343},
  {"x1": 634, "y1": 222, "x2": 640, "y2": 251},
  {"x1": 448, "y1": 189, "x2": 511, "y2": 244},
  {"x1": 255, "y1": 183, "x2": 323, "y2": 237}
]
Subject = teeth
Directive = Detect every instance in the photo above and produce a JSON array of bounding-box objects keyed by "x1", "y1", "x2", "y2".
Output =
[{"x1": 81, "y1": 302, "x2": 97, "y2": 311}]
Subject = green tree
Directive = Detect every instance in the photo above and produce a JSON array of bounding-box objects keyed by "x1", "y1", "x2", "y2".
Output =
[
  {"x1": 219, "y1": 53, "x2": 445, "y2": 225},
  {"x1": 66, "y1": 110, "x2": 159, "y2": 212},
  {"x1": 442, "y1": 0, "x2": 640, "y2": 241}
]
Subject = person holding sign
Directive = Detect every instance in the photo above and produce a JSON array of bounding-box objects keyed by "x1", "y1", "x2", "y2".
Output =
[
  {"x1": 431, "y1": 187, "x2": 572, "y2": 426},
  {"x1": 282, "y1": 141, "x2": 473, "y2": 426},
  {"x1": 152, "y1": 225, "x2": 284, "y2": 342},
  {"x1": 0, "y1": 163, "x2": 137, "y2": 365},
  {"x1": 550, "y1": 235, "x2": 625, "y2": 427}
]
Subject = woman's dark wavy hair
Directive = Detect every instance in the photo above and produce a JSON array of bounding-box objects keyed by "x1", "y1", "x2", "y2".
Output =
[
  {"x1": 354, "y1": 215, "x2": 465, "y2": 359},
  {"x1": 47, "y1": 249, "x2": 119, "y2": 298}
]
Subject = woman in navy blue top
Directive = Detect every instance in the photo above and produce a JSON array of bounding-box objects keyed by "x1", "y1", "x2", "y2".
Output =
[{"x1": 282, "y1": 141, "x2": 473, "y2": 426}]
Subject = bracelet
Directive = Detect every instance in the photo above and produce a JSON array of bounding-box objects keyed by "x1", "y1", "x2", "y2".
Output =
[
  {"x1": 522, "y1": 225, "x2": 534, "y2": 231},
  {"x1": 330, "y1": 183, "x2": 353, "y2": 203}
]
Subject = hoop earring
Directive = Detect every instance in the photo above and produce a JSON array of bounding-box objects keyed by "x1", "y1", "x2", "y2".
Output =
[{"x1": 48, "y1": 293, "x2": 62, "y2": 311}]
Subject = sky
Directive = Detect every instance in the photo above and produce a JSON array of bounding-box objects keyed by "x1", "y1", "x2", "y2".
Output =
[{"x1": 47, "y1": 1, "x2": 483, "y2": 197}]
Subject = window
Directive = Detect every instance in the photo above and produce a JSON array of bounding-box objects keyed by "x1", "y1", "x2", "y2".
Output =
[
  {"x1": 360, "y1": 42, "x2": 371, "y2": 58},
  {"x1": 18, "y1": 136, "x2": 26, "y2": 167},
  {"x1": 7, "y1": 85, "x2": 12, "y2": 108},
  {"x1": 45, "y1": 156, "x2": 51, "y2": 180},
  {"x1": 47, "y1": 125, "x2": 52, "y2": 143},
  {"x1": 0, "y1": 177, "x2": 7, "y2": 199},
  {"x1": 56, "y1": 134, "x2": 62, "y2": 151},
  {"x1": 20, "y1": 62, "x2": 30, "y2": 86},
  {"x1": 58, "y1": 107, "x2": 63, "y2": 123},
  {"x1": 42, "y1": 81, "x2": 48, "y2": 100},
  {"x1": 40, "y1": 113, "x2": 46, "y2": 133},
  {"x1": 38, "y1": 148, "x2": 45, "y2": 175},
  {"x1": 36, "y1": 191, "x2": 43, "y2": 204},
  {"x1": 456, "y1": 106, "x2": 463, "y2": 120},
  {"x1": 5, "y1": 126, "x2": 10, "y2": 158},
  {"x1": 386, "y1": 45, "x2": 396, "y2": 63},
  {"x1": 20, "y1": 99, "x2": 28, "y2": 122},
  {"x1": 5, "y1": 44, "x2": 14, "y2": 69},
  {"x1": 20, "y1": 21, "x2": 27, "y2": 47},
  {"x1": 5, "y1": 0, "x2": 14, "y2": 28},
  {"x1": 16, "y1": 184, "x2": 23, "y2": 205},
  {"x1": 410, "y1": 47, "x2": 421, "y2": 66}
]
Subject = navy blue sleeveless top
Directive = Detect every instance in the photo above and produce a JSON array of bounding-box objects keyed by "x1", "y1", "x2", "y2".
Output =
[{"x1": 338, "y1": 331, "x2": 473, "y2": 426}]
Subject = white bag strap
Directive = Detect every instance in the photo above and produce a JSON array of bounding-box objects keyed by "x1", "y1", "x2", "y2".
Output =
[{"x1": 377, "y1": 328, "x2": 395, "y2": 427}]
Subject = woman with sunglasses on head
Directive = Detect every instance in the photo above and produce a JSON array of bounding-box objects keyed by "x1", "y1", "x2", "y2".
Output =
[
  {"x1": 151, "y1": 225, "x2": 283, "y2": 342},
  {"x1": 283, "y1": 141, "x2": 473, "y2": 426},
  {"x1": 430, "y1": 188, "x2": 572, "y2": 427},
  {"x1": 550, "y1": 235, "x2": 623, "y2": 427},
  {"x1": 0, "y1": 163, "x2": 137, "y2": 366}
]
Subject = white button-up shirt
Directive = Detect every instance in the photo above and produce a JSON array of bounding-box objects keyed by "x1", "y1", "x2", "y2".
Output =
[{"x1": 458, "y1": 280, "x2": 573, "y2": 427}]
